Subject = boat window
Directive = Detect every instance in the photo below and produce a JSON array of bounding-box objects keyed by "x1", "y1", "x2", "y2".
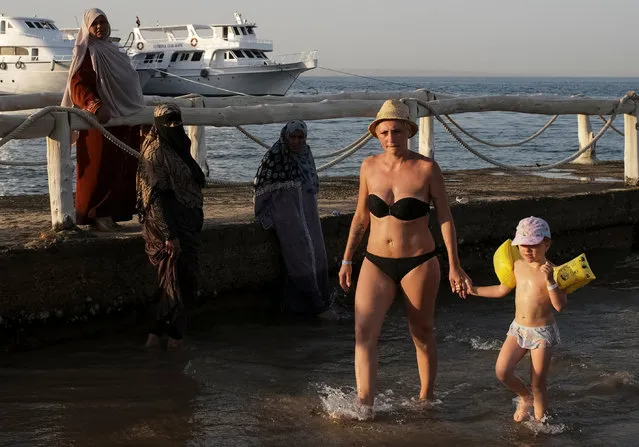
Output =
[
  {"x1": 180, "y1": 53, "x2": 190, "y2": 61},
  {"x1": 0, "y1": 47, "x2": 29, "y2": 56},
  {"x1": 171, "y1": 29, "x2": 188, "y2": 39},
  {"x1": 232, "y1": 50, "x2": 244, "y2": 58},
  {"x1": 171, "y1": 52, "x2": 179, "y2": 62},
  {"x1": 158, "y1": 52, "x2": 164, "y2": 63},
  {"x1": 0, "y1": 21, "x2": 5, "y2": 34},
  {"x1": 34, "y1": 22, "x2": 43, "y2": 29},
  {"x1": 225, "y1": 51, "x2": 236, "y2": 60},
  {"x1": 245, "y1": 50, "x2": 255, "y2": 58},
  {"x1": 31, "y1": 48, "x2": 39, "y2": 61},
  {"x1": 25, "y1": 21, "x2": 35, "y2": 28},
  {"x1": 240, "y1": 27, "x2": 247, "y2": 35},
  {"x1": 247, "y1": 27, "x2": 254, "y2": 35},
  {"x1": 192, "y1": 51, "x2": 203, "y2": 62},
  {"x1": 223, "y1": 27, "x2": 228, "y2": 40},
  {"x1": 50, "y1": 23, "x2": 57, "y2": 30},
  {"x1": 7, "y1": 22, "x2": 13, "y2": 29},
  {"x1": 233, "y1": 27, "x2": 240, "y2": 36}
]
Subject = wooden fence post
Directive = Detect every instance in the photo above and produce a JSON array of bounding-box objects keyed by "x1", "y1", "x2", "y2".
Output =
[
  {"x1": 418, "y1": 116, "x2": 435, "y2": 159},
  {"x1": 406, "y1": 99, "x2": 418, "y2": 152},
  {"x1": 624, "y1": 112, "x2": 639, "y2": 186},
  {"x1": 45, "y1": 111, "x2": 75, "y2": 229},
  {"x1": 573, "y1": 114, "x2": 597, "y2": 164},
  {"x1": 187, "y1": 97, "x2": 210, "y2": 178}
]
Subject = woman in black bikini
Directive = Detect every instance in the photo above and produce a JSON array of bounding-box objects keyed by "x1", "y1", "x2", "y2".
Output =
[{"x1": 338, "y1": 99, "x2": 471, "y2": 417}]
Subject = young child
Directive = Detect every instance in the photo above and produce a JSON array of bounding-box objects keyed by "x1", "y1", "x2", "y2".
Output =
[{"x1": 470, "y1": 216, "x2": 568, "y2": 422}]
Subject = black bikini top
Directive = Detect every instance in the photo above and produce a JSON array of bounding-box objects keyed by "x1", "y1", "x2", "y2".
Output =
[{"x1": 367, "y1": 194, "x2": 430, "y2": 221}]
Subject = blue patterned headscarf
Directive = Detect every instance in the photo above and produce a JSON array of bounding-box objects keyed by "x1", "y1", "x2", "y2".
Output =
[{"x1": 253, "y1": 120, "x2": 319, "y2": 196}]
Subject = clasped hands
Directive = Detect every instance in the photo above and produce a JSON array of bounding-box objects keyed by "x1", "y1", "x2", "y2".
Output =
[{"x1": 449, "y1": 266, "x2": 472, "y2": 299}]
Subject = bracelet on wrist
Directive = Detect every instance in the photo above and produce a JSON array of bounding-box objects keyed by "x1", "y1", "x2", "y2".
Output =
[
  {"x1": 342, "y1": 260, "x2": 353, "y2": 265},
  {"x1": 547, "y1": 283, "x2": 558, "y2": 291}
]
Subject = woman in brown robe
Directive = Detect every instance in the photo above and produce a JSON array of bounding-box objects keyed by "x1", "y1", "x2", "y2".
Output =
[
  {"x1": 137, "y1": 104, "x2": 206, "y2": 349},
  {"x1": 61, "y1": 8, "x2": 145, "y2": 231}
]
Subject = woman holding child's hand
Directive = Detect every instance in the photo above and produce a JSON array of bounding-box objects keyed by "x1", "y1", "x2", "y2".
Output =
[{"x1": 339, "y1": 100, "x2": 471, "y2": 419}]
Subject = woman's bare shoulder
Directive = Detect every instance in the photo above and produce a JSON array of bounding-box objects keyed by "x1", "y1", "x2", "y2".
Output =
[
  {"x1": 361, "y1": 154, "x2": 382, "y2": 170},
  {"x1": 412, "y1": 153, "x2": 438, "y2": 173}
]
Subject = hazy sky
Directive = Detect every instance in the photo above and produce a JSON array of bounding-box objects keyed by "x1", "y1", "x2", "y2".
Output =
[{"x1": 3, "y1": 0, "x2": 638, "y2": 76}]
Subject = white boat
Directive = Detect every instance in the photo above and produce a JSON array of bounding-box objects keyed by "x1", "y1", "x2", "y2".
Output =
[
  {"x1": 0, "y1": 14, "x2": 74, "y2": 95},
  {"x1": 124, "y1": 12, "x2": 318, "y2": 97}
]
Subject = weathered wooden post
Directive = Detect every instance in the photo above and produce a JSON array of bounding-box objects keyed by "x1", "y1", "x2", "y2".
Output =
[
  {"x1": 418, "y1": 116, "x2": 435, "y2": 159},
  {"x1": 406, "y1": 99, "x2": 419, "y2": 152},
  {"x1": 624, "y1": 110, "x2": 639, "y2": 186},
  {"x1": 45, "y1": 111, "x2": 76, "y2": 229},
  {"x1": 573, "y1": 114, "x2": 597, "y2": 164},
  {"x1": 187, "y1": 97, "x2": 210, "y2": 177}
]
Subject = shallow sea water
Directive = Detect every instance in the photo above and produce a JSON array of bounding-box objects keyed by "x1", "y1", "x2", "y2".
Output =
[{"x1": 0, "y1": 249, "x2": 637, "y2": 446}]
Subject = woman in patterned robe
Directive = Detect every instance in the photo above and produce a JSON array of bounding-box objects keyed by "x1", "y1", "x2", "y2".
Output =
[
  {"x1": 137, "y1": 104, "x2": 206, "y2": 348},
  {"x1": 253, "y1": 121, "x2": 336, "y2": 319}
]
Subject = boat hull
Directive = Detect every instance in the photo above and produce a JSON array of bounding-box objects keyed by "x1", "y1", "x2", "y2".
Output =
[
  {"x1": 140, "y1": 62, "x2": 313, "y2": 97},
  {"x1": 0, "y1": 60, "x2": 70, "y2": 95}
]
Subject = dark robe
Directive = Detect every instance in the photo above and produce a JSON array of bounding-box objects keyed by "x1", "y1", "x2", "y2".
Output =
[
  {"x1": 137, "y1": 122, "x2": 204, "y2": 339},
  {"x1": 70, "y1": 52, "x2": 142, "y2": 224}
]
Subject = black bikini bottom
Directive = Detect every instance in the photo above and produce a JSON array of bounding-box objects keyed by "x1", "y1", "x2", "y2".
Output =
[{"x1": 365, "y1": 250, "x2": 438, "y2": 283}]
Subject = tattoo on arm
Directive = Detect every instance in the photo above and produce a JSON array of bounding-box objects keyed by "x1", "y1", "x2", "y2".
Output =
[{"x1": 350, "y1": 223, "x2": 366, "y2": 248}]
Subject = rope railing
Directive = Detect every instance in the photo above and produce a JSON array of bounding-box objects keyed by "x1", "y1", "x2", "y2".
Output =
[
  {"x1": 235, "y1": 125, "x2": 373, "y2": 159},
  {"x1": 599, "y1": 115, "x2": 625, "y2": 136},
  {"x1": 404, "y1": 91, "x2": 639, "y2": 172},
  {"x1": 1, "y1": 91, "x2": 637, "y2": 182},
  {"x1": 445, "y1": 114, "x2": 559, "y2": 148}
]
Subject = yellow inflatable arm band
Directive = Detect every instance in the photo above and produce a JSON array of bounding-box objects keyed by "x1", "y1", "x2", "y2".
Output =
[
  {"x1": 553, "y1": 253, "x2": 596, "y2": 294},
  {"x1": 493, "y1": 240, "x2": 596, "y2": 293},
  {"x1": 493, "y1": 239, "x2": 521, "y2": 288}
]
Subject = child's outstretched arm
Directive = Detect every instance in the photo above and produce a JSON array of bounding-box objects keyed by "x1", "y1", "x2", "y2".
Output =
[
  {"x1": 469, "y1": 284, "x2": 513, "y2": 298},
  {"x1": 542, "y1": 261, "x2": 568, "y2": 311}
]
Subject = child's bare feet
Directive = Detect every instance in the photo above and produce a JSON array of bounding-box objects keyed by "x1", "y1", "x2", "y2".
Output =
[
  {"x1": 513, "y1": 395, "x2": 533, "y2": 422},
  {"x1": 144, "y1": 333, "x2": 161, "y2": 348},
  {"x1": 167, "y1": 337, "x2": 183, "y2": 350}
]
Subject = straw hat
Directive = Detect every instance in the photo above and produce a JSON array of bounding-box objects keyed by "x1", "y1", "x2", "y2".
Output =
[{"x1": 368, "y1": 99, "x2": 419, "y2": 138}]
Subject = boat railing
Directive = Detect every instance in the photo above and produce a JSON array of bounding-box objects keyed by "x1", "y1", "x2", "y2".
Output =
[
  {"x1": 52, "y1": 55, "x2": 73, "y2": 62},
  {"x1": 130, "y1": 60, "x2": 169, "y2": 70},
  {"x1": 0, "y1": 90, "x2": 638, "y2": 229},
  {"x1": 267, "y1": 51, "x2": 318, "y2": 66},
  {"x1": 230, "y1": 37, "x2": 272, "y2": 46}
]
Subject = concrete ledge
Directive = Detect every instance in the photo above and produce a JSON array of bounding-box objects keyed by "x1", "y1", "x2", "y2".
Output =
[{"x1": 1, "y1": 168, "x2": 638, "y2": 352}]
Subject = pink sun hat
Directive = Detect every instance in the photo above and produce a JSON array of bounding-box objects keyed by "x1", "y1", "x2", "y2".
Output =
[{"x1": 512, "y1": 216, "x2": 551, "y2": 246}]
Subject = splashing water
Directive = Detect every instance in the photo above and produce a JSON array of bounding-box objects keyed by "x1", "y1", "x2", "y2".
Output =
[
  {"x1": 445, "y1": 334, "x2": 503, "y2": 351},
  {"x1": 522, "y1": 415, "x2": 569, "y2": 435},
  {"x1": 315, "y1": 383, "x2": 446, "y2": 421}
]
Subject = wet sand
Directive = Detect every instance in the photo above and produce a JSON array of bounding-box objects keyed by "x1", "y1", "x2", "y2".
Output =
[{"x1": 0, "y1": 161, "x2": 632, "y2": 251}]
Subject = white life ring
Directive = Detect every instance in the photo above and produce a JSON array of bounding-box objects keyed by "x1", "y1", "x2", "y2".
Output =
[
  {"x1": 0, "y1": 62, "x2": 6, "y2": 70},
  {"x1": 190, "y1": 37, "x2": 198, "y2": 47},
  {"x1": 15, "y1": 61, "x2": 24, "y2": 69},
  {"x1": 136, "y1": 42, "x2": 144, "y2": 50}
]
